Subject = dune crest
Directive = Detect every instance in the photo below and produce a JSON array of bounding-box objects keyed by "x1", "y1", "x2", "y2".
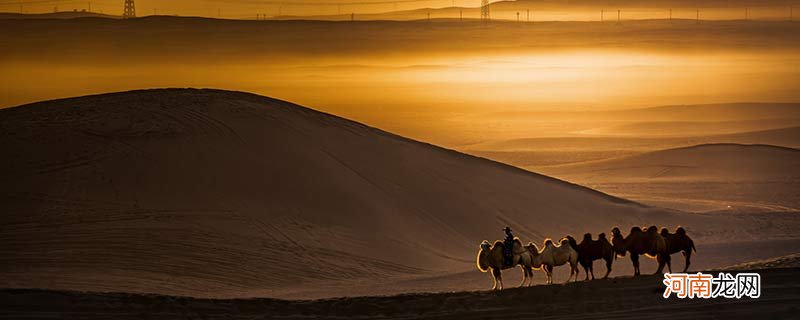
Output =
[{"x1": 0, "y1": 89, "x2": 793, "y2": 298}]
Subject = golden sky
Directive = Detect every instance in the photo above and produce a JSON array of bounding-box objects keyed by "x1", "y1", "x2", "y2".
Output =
[{"x1": 6, "y1": 0, "x2": 484, "y2": 17}]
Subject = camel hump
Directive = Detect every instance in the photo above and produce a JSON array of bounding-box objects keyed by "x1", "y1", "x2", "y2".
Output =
[
  {"x1": 630, "y1": 226, "x2": 642, "y2": 233},
  {"x1": 676, "y1": 227, "x2": 687, "y2": 235},
  {"x1": 660, "y1": 228, "x2": 670, "y2": 236},
  {"x1": 493, "y1": 240, "x2": 504, "y2": 249},
  {"x1": 583, "y1": 233, "x2": 592, "y2": 240},
  {"x1": 646, "y1": 225, "x2": 659, "y2": 233},
  {"x1": 544, "y1": 239, "x2": 554, "y2": 247},
  {"x1": 598, "y1": 233, "x2": 607, "y2": 240}
]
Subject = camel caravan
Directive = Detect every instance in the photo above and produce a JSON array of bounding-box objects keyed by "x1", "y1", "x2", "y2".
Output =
[{"x1": 476, "y1": 226, "x2": 696, "y2": 290}]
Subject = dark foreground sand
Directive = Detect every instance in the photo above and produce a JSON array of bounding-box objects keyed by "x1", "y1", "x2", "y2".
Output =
[{"x1": 2, "y1": 266, "x2": 797, "y2": 320}]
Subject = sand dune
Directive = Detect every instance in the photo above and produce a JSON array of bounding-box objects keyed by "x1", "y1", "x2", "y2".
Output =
[
  {"x1": 467, "y1": 126, "x2": 800, "y2": 154},
  {"x1": 0, "y1": 12, "x2": 117, "y2": 20},
  {"x1": 0, "y1": 89, "x2": 796, "y2": 298},
  {"x1": 542, "y1": 143, "x2": 800, "y2": 182},
  {"x1": 538, "y1": 144, "x2": 800, "y2": 212},
  {"x1": 2, "y1": 266, "x2": 798, "y2": 319}
]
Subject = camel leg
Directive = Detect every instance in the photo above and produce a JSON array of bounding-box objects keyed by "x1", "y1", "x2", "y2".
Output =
[
  {"x1": 546, "y1": 265, "x2": 554, "y2": 284},
  {"x1": 491, "y1": 268, "x2": 501, "y2": 290},
  {"x1": 631, "y1": 254, "x2": 640, "y2": 276},
  {"x1": 666, "y1": 254, "x2": 673, "y2": 273},
  {"x1": 590, "y1": 261, "x2": 596, "y2": 280},
  {"x1": 654, "y1": 254, "x2": 672, "y2": 274},
  {"x1": 528, "y1": 267, "x2": 535, "y2": 286},
  {"x1": 655, "y1": 254, "x2": 668, "y2": 275},
  {"x1": 523, "y1": 267, "x2": 530, "y2": 287},
  {"x1": 567, "y1": 264, "x2": 573, "y2": 283},
  {"x1": 569, "y1": 262, "x2": 578, "y2": 283},
  {"x1": 497, "y1": 269, "x2": 504, "y2": 290},
  {"x1": 518, "y1": 266, "x2": 527, "y2": 288},
  {"x1": 582, "y1": 262, "x2": 590, "y2": 281},
  {"x1": 603, "y1": 257, "x2": 612, "y2": 279},
  {"x1": 542, "y1": 266, "x2": 548, "y2": 284},
  {"x1": 683, "y1": 249, "x2": 692, "y2": 273}
]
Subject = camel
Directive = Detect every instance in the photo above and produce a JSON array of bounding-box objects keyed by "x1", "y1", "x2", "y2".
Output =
[
  {"x1": 660, "y1": 227, "x2": 697, "y2": 273},
  {"x1": 476, "y1": 239, "x2": 534, "y2": 290},
  {"x1": 611, "y1": 226, "x2": 669, "y2": 276},
  {"x1": 567, "y1": 233, "x2": 614, "y2": 280},
  {"x1": 531, "y1": 238, "x2": 579, "y2": 284}
]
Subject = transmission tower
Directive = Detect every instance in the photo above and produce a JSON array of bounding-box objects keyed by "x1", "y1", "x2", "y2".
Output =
[
  {"x1": 480, "y1": 0, "x2": 490, "y2": 22},
  {"x1": 122, "y1": 0, "x2": 136, "y2": 19}
]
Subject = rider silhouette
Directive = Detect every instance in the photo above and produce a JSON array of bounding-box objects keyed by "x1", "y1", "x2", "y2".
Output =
[{"x1": 502, "y1": 226, "x2": 514, "y2": 266}]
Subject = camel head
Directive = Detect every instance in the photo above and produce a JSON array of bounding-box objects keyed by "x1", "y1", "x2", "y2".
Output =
[
  {"x1": 476, "y1": 240, "x2": 491, "y2": 272},
  {"x1": 526, "y1": 242, "x2": 541, "y2": 255},
  {"x1": 675, "y1": 226, "x2": 687, "y2": 235},
  {"x1": 611, "y1": 226, "x2": 627, "y2": 257}
]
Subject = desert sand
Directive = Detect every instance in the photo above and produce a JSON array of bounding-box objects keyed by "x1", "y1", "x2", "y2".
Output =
[
  {"x1": 2, "y1": 264, "x2": 798, "y2": 319},
  {"x1": 1, "y1": 89, "x2": 798, "y2": 300}
]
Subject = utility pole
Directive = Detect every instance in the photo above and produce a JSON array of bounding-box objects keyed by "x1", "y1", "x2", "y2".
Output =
[
  {"x1": 88, "y1": 2, "x2": 91, "y2": 12},
  {"x1": 480, "y1": 0, "x2": 490, "y2": 23},
  {"x1": 696, "y1": 8, "x2": 699, "y2": 24},
  {"x1": 427, "y1": 11, "x2": 430, "y2": 22},
  {"x1": 351, "y1": 12, "x2": 354, "y2": 21},
  {"x1": 745, "y1": 7, "x2": 748, "y2": 21},
  {"x1": 516, "y1": 11, "x2": 519, "y2": 22},
  {"x1": 601, "y1": 9, "x2": 604, "y2": 22},
  {"x1": 669, "y1": 9, "x2": 672, "y2": 22},
  {"x1": 460, "y1": 9, "x2": 463, "y2": 22},
  {"x1": 527, "y1": 9, "x2": 529, "y2": 22},
  {"x1": 122, "y1": 0, "x2": 136, "y2": 19},
  {"x1": 617, "y1": 9, "x2": 620, "y2": 24}
]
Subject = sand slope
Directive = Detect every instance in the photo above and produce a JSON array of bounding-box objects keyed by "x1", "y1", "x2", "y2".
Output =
[
  {"x1": 542, "y1": 144, "x2": 800, "y2": 182},
  {"x1": 2, "y1": 266, "x2": 798, "y2": 319},
  {"x1": 0, "y1": 89, "x2": 793, "y2": 298},
  {"x1": 538, "y1": 144, "x2": 800, "y2": 212}
]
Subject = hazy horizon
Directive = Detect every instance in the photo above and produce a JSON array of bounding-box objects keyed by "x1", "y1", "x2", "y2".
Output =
[{"x1": 2, "y1": 0, "x2": 797, "y2": 20}]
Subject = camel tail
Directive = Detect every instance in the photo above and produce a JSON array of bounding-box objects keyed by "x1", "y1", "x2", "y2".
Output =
[{"x1": 691, "y1": 240, "x2": 697, "y2": 253}]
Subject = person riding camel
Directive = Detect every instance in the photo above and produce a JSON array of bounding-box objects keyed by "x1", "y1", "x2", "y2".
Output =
[{"x1": 503, "y1": 226, "x2": 515, "y2": 267}]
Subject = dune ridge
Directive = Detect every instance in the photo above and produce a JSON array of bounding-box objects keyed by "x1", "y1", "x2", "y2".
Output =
[{"x1": 0, "y1": 89, "x2": 796, "y2": 298}]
